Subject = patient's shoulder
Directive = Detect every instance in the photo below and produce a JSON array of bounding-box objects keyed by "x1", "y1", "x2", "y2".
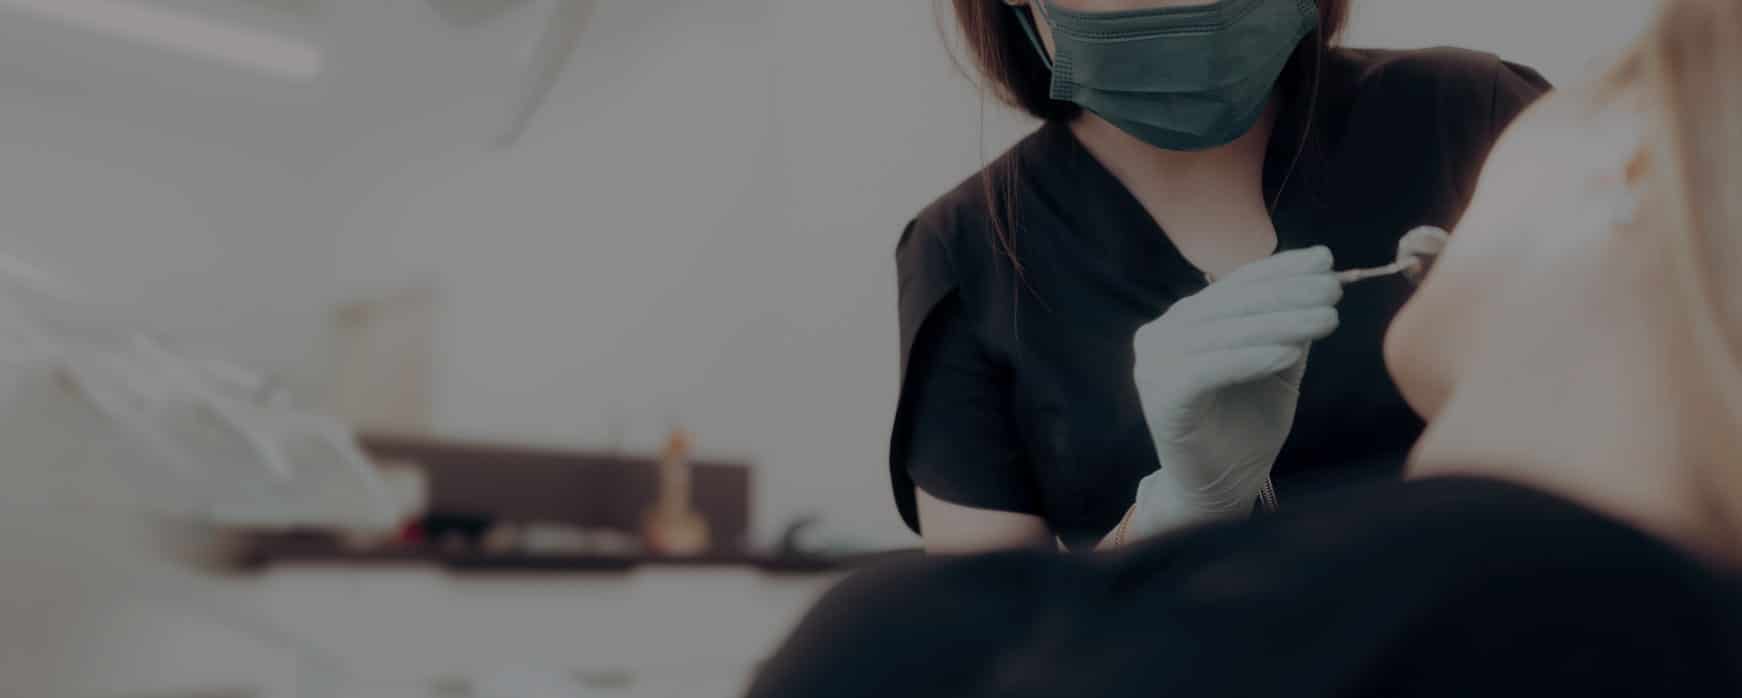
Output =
[
  {"x1": 1106, "y1": 477, "x2": 1742, "y2": 694},
  {"x1": 1185, "y1": 477, "x2": 1719, "y2": 591},
  {"x1": 746, "y1": 548, "x2": 1087, "y2": 697}
]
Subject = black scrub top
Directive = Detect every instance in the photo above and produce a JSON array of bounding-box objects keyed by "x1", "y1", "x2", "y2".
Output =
[
  {"x1": 748, "y1": 477, "x2": 1742, "y2": 697},
  {"x1": 891, "y1": 47, "x2": 1551, "y2": 547}
]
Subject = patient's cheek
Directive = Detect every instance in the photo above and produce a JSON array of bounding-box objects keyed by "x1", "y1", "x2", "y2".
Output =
[
  {"x1": 1383, "y1": 260, "x2": 1486, "y2": 420},
  {"x1": 1384, "y1": 300, "x2": 1449, "y2": 419},
  {"x1": 1384, "y1": 235, "x2": 1516, "y2": 419},
  {"x1": 1381, "y1": 91, "x2": 1591, "y2": 420}
]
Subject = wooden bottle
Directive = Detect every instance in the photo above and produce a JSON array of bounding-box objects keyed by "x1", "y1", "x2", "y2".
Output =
[{"x1": 641, "y1": 427, "x2": 711, "y2": 556}]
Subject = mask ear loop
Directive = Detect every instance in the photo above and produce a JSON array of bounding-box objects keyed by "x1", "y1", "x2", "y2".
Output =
[
  {"x1": 1010, "y1": 2, "x2": 1055, "y2": 71},
  {"x1": 1268, "y1": 11, "x2": 1323, "y2": 216}
]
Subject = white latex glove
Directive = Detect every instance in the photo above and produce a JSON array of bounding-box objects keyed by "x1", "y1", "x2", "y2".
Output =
[{"x1": 1129, "y1": 246, "x2": 1342, "y2": 538}]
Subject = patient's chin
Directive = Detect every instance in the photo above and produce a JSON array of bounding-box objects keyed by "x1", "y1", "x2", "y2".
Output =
[{"x1": 1384, "y1": 309, "x2": 1451, "y2": 420}]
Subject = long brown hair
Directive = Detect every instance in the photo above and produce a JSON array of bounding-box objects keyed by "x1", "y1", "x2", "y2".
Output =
[{"x1": 942, "y1": 0, "x2": 1352, "y2": 273}]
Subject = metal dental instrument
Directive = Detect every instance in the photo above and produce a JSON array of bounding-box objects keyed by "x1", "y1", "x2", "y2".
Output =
[
  {"x1": 1336, "y1": 258, "x2": 1422, "y2": 284},
  {"x1": 1335, "y1": 225, "x2": 1449, "y2": 285}
]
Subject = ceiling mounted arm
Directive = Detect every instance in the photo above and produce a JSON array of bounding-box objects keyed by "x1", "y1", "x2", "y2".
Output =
[
  {"x1": 496, "y1": 0, "x2": 596, "y2": 148},
  {"x1": 426, "y1": 0, "x2": 530, "y2": 29}
]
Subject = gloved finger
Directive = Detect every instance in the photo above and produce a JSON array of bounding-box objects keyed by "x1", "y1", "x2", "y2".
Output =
[
  {"x1": 1169, "y1": 273, "x2": 1342, "y2": 325},
  {"x1": 1211, "y1": 246, "x2": 1334, "y2": 286},
  {"x1": 1275, "y1": 342, "x2": 1312, "y2": 388},
  {"x1": 1169, "y1": 344, "x2": 1305, "y2": 399},
  {"x1": 1179, "y1": 307, "x2": 1339, "y2": 354}
]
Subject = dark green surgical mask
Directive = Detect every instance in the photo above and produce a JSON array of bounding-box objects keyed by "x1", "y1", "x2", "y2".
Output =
[{"x1": 1014, "y1": 0, "x2": 1318, "y2": 151}]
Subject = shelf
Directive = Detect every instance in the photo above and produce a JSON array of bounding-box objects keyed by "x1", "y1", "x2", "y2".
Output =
[{"x1": 228, "y1": 538, "x2": 919, "y2": 575}]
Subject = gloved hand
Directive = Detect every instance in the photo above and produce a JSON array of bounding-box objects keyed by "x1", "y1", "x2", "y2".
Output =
[{"x1": 1128, "y1": 246, "x2": 1342, "y2": 538}]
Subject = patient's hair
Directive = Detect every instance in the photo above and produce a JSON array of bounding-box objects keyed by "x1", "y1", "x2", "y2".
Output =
[{"x1": 1617, "y1": 0, "x2": 1742, "y2": 367}]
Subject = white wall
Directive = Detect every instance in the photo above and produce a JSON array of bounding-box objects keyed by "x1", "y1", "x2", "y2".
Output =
[
  {"x1": 1343, "y1": 0, "x2": 1657, "y2": 84},
  {"x1": 332, "y1": 0, "x2": 1657, "y2": 547},
  {"x1": 333, "y1": 0, "x2": 1019, "y2": 546},
  {"x1": 0, "y1": 76, "x2": 344, "y2": 696},
  {"x1": 0, "y1": 92, "x2": 338, "y2": 395}
]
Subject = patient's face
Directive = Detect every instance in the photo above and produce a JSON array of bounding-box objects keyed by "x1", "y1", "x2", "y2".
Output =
[{"x1": 1384, "y1": 83, "x2": 1641, "y2": 418}]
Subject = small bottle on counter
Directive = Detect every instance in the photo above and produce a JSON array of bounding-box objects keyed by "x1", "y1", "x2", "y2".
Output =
[{"x1": 640, "y1": 427, "x2": 711, "y2": 556}]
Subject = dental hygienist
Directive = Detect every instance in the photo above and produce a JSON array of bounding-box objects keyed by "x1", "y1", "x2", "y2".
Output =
[{"x1": 892, "y1": 0, "x2": 1550, "y2": 552}]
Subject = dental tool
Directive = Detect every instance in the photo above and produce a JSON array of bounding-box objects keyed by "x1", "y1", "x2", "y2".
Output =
[
  {"x1": 1336, "y1": 258, "x2": 1422, "y2": 284},
  {"x1": 1335, "y1": 225, "x2": 1450, "y2": 285}
]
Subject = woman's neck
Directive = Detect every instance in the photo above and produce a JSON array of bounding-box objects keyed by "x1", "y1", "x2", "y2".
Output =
[
  {"x1": 1409, "y1": 265, "x2": 1742, "y2": 564},
  {"x1": 1068, "y1": 100, "x2": 1282, "y2": 277}
]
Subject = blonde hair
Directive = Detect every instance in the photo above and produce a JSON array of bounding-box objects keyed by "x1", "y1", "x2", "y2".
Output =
[{"x1": 1610, "y1": 0, "x2": 1742, "y2": 378}]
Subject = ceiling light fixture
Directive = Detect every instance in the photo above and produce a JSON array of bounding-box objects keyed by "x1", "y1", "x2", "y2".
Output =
[{"x1": 0, "y1": 0, "x2": 323, "y2": 82}]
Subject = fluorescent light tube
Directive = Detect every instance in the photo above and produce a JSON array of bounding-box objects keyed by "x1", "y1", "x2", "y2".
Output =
[{"x1": 0, "y1": 0, "x2": 323, "y2": 81}]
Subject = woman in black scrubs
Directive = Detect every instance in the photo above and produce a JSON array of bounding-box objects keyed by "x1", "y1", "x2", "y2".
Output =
[
  {"x1": 750, "y1": 6, "x2": 1742, "y2": 692},
  {"x1": 894, "y1": 0, "x2": 1551, "y2": 551}
]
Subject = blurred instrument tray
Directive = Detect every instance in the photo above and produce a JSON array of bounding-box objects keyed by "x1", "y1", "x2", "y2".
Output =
[
  {"x1": 228, "y1": 533, "x2": 908, "y2": 574},
  {"x1": 357, "y1": 431, "x2": 753, "y2": 545},
  {"x1": 225, "y1": 431, "x2": 918, "y2": 574}
]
